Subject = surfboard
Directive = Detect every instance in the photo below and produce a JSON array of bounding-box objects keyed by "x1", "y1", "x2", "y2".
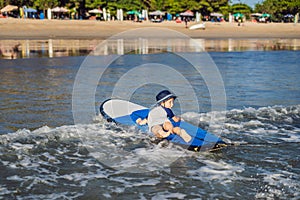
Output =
[
  {"x1": 100, "y1": 99, "x2": 227, "y2": 152},
  {"x1": 189, "y1": 23, "x2": 206, "y2": 30}
]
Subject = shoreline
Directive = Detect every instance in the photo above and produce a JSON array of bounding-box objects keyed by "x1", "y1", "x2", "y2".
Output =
[
  {"x1": 1, "y1": 19, "x2": 300, "y2": 58},
  {"x1": 1, "y1": 38, "x2": 299, "y2": 59}
]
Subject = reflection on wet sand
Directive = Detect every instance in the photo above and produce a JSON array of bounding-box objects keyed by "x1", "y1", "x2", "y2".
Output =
[
  {"x1": 0, "y1": 43, "x2": 20, "y2": 59},
  {"x1": 0, "y1": 38, "x2": 300, "y2": 59},
  {"x1": 0, "y1": 39, "x2": 96, "y2": 59}
]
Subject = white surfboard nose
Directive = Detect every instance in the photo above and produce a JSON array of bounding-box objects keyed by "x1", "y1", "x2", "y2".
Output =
[{"x1": 101, "y1": 99, "x2": 146, "y2": 119}]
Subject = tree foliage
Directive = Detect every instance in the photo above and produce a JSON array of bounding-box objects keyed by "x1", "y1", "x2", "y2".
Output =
[
  {"x1": 1, "y1": 0, "x2": 299, "y2": 21},
  {"x1": 0, "y1": 0, "x2": 230, "y2": 14},
  {"x1": 254, "y1": 0, "x2": 300, "y2": 21},
  {"x1": 231, "y1": 3, "x2": 252, "y2": 14}
]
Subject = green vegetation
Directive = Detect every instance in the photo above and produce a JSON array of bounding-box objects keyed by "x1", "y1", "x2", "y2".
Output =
[
  {"x1": 2, "y1": 0, "x2": 228, "y2": 13},
  {"x1": 0, "y1": 0, "x2": 299, "y2": 21},
  {"x1": 255, "y1": 0, "x2": 300, "y2": 21}
]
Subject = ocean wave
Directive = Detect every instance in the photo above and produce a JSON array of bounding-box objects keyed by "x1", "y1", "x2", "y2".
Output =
[
  {"x1": 182, "y1": 104, "x2": 300, "y2": 144},
  {"x1": 0, "y1": 104, "x2": 299, "y2": 199},
  {"x1": 1, "y1": 104, "x2": 299, "y2": 150}
]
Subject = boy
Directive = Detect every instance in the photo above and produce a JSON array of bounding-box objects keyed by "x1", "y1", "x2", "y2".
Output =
[{"x1": 147, "y1": 90, "x2": 192, "y2": 143}]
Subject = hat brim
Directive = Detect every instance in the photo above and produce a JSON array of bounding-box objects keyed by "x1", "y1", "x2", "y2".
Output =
[{"x1": 156, "y1": 94, "x2": 177, "y2": 104}]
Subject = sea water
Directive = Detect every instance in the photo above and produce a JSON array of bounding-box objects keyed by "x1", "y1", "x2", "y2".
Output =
[{"x1": 0, "y1": 50, "x2": 299, "y2": 199}]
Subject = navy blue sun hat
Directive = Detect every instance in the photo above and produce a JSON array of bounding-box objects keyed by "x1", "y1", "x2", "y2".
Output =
[{"x1": 156, "y1": 90, "x2": 177, "y2": 104}]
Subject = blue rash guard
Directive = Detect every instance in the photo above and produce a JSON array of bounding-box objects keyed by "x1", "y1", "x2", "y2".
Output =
[{"x1": 162, "y1": 107, "x2": 181, "y2": 127}]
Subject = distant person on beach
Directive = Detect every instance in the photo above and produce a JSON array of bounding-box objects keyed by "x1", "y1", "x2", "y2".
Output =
[{"x1": 184, "y1": 17, "x2": 188, "y2": 28}]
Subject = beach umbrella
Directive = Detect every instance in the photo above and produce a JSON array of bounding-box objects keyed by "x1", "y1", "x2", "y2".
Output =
[
  {"x1": 284, "y1": 14, "x2": 294, "y2": 18},
  {"x1": 60, "y1": 7, "x2": 69, "y2": 12},
  {"x1": 210, "y1": 12, "x2": 223, "y2": 17},
  {"x1": 262, "y1": 13, "x2": 270, "y2": 17},
  {"x1": 51, "y1": 7, "x2": 69, "y2": 13},
  {"x1": 233, "y1": 13, "x2": 244, "y2": 18},
  {"x1": 51, "y1": 7, "x2": 61, "y2": 12},
  {"x1": 251, "y1": 13, "x2": 262, "y2": 17},
  {"x1": 88, "y1": 9, "x2": 102, "y2": 14},
  {"x1": 127, "y1": 10, "x2": 141, "y2": 15},
  {"x1": 233, "y1": 13, "x2": 243, "y2": 17},
  {"x1": 149, "y1": 10, "x2": 165, "y2": 16},
  {"x1": 180, "y1": 10, "x2": 194, "y2": 17},
  {"x1": 25, "y1": 8, "x2": 37, "y2": 13},
  {"x1": 1, "y1": 5, "x2": 18, "y2": 12}
]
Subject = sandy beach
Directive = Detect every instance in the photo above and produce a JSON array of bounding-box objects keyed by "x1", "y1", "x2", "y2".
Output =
[
  {"x1": 0, "y1": 18, "x2": 300, "y2": 39},
  {"x1": 1, "y1": 18, "x2": 300, "y2": 58}
]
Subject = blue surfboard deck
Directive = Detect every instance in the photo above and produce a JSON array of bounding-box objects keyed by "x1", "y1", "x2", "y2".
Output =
[{"x1": 100, "y1": 99, "x2": 227, "y2": 151}]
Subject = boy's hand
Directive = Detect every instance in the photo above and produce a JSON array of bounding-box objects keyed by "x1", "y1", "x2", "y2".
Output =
[
  {"x1": 139, "y1": 119, "x2": 147, "y2": 125},
  {"x1": 172, "y1": 116, "x2": 181, "y2": 122},
  {"x1": 136, "y1": 118, "x2": 147, "y2": 125}
]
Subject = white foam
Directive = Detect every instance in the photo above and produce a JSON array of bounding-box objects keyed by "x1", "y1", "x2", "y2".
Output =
[
  {"x1": 243, "y1": 120, "x2": 264, "y2": 127},
  {"x1": 11, "y1": 143, "x2": 34, "y2": 151},
  {"x1": 0, "y1": 187, "x2": 11, "y2": 196},
  {"x1": 255, "y1": 171, "x2": 300, "y2": 199},
  {"x1": 280, "y1": 133, "x2": 300, "y2": 142},
  {"x1": 225, "y1": 123, "x2": 243, "y2": 130},
  {"x1": 6, "y1": 175, "x2": 24, "y2": 181},
  {"x1": 41, "y1": 152, "x2": 61, "y2": 164},
  {"x1": 25, "y1": 192, "x2": 83, "y2": 200},
  {"x1": 32, "y1": 126, "x2": 52, "y2": 134},
  {"x1": 187, "y1": 159, "x2": 244, "y2": 182},
  {"x1": 152, "y1": 192, "x2": 186, "y2": 200}
]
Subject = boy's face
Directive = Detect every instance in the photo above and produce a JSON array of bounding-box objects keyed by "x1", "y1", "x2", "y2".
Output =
[{"x1": 161, "y1": 98, "x2": 174, "y2": 109}]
